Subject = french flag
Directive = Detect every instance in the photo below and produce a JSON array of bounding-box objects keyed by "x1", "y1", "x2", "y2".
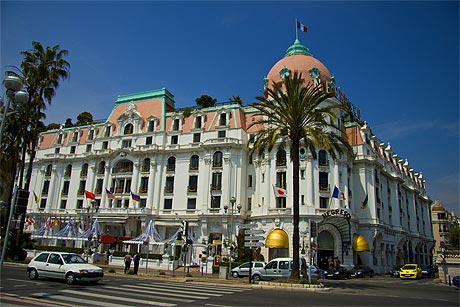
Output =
[{"x1": 297, "y1": 21, "x2": 308, "y2": 32}]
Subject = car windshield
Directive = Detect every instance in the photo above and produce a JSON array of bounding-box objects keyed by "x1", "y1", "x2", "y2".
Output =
[
  {"x1": 62, "y1": 254, "x2": 87, "y2": 264},
  {"x1": 403, "y1": 265, "x2": 416, "y2": 270}
]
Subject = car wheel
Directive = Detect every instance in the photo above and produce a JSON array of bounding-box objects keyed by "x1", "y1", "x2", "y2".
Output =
[
  {"x1": 65, "y1": 272, "x2": 76, "y2": 285},
  {"x1": 232, "y1": 272, "x2": 239, "y2": 278},
  {"x1": 28, "y1": 268, "x2": 38, "y2": 280},
  {"x1": 252, "y1": 275, "x2": 261, "y2": 282}
]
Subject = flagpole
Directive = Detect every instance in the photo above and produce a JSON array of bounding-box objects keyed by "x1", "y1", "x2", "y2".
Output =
[{"x1": 295, "y1": 18, "x2": 298, "y2": 40}]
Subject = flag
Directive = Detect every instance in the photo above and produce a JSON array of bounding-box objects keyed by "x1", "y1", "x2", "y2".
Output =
[
  {"x1": 106, "y1": 188, "x2": 117, "y2": 200},
  {"x1": 84, "y1": 190, "x2": 96, "y2": 200},
  {"x1": 26, "y1": 216, "x2": 35, "y2": 226},
  {"x1": 47, "y1": 217, "x2": 53, "y2": 227},
  {"x1": 54, "y1": 217, "x2": 61, "y2": 226},
  {"x1": 332, "y1": 186, "x2": 339, "y2": 199},
  {"x1": 273, "y1": 185, "x2": 287, "y2": 197},
  {"x1": 339, "y1": 192, "x2": 346, "y2": 201},
  {"x1": 297, "y1": 20, "x2": 308, "y2": 32},
  {"x1": 33, "y1": 192, "x2": 39, "y2": 204},
  {"x1": 360, "y1": 194, "x2": 368, "y2": 210},
  {"x1": 131, "y1": 191, "x2": 141, "y2": 201}
]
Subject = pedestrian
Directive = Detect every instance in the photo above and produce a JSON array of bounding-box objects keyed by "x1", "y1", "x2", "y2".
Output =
[
  {"x1": 133, "y1": 252, "x2": 140, "y2": 275},
  {"x1": 335, "y1": 256, "x2": 341, "y2": 267},
  {"x1": 106, "y1": 250, "x2": 111, "y2": 264},
  {"x1": 124, "y1": 254, "x2": 132, "y2": 274}
]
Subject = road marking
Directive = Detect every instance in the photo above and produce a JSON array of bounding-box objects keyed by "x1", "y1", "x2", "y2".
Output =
[
  {"x1": 59, "y1": 289, "x2": 176, "y2": 307},
  {"x1": 7, "y1": 278, "x2": 44, "y2": 285},
  {"x1": 102, "y1": 286, "x2": 195, "y2": 302},
  {"x1": 124, "y1": 284, "x2": 218, "y2": 298},
  {"x1": 43, "y1": 294, "x2": 134, "y2": 307},
  {"x1": 135, "y1": 283, "x2": 224, "y2": 296}
]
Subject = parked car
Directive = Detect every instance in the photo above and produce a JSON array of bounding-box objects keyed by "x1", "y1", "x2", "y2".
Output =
[
  {"x1": 27, "y1": 251, "x2": 104, "y2": 285},
  {"x1": 350, "y1": 265, "x2": 374, "y2": 278},
  {"x1": 421, "y1": 265, "x2": 436, "y2": 278},
  {"x1": 251, "y1": 257, "x2": 307, "y2": 281},
  {"x1": 453, "y1": 276, "x2": 460, "y2": 287},
  {"x1": 389, "y1": 265, "x2": 402, "y2": 277},
  {"x1": 303, "y1": 264, "x2": 323, "y2": 279},
  {"x1": 231, "y1": 261, "x2": 265, "y2": 278},
  {"x1": 326, "y1": 265, "x2": 352, "y2": 279},
  {"x1": 399, "y1": 263, "x2": 422, "y2": 279}
]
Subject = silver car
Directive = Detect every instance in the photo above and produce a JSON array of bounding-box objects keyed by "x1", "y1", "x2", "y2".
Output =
[
  {"x1": 27, "y1": 251, "x2": 104, "y2": 285},
  {"x1": 231, "y1": 261, "x2": 265, "y2": 278},
  {"x1": 252, "y1": 257, "x2": 307, "y2": 281}
]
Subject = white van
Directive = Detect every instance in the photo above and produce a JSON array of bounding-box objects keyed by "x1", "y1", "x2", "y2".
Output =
[{"x1": 251, "y1": 257, "x2": 307, "y2": 281}]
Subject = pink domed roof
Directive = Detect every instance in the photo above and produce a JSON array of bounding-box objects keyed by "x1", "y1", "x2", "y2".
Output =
[{"x1": 265, "y1": 39, "x2": 332, "y2": 91}]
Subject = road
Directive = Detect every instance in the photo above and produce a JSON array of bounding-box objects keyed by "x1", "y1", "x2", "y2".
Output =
[{"x1": 1, "y1": 264, "x2": 459, "y2": 306}]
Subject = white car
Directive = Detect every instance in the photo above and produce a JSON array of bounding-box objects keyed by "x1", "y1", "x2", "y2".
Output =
[
  {"x1": 231, "y1": 261, "x2": 265, "y2": 278},
  {"x1": 27, "y1": 252, "x2": 104, "y2": 284}
]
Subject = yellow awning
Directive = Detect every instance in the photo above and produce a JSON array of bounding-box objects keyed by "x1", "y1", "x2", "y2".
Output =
[
  {"x1": 353, "y1": 234, "x2": 370, "y2": 252},
  {"x1": 265, "y1": 229, "x2": 289, "y2": 248}
]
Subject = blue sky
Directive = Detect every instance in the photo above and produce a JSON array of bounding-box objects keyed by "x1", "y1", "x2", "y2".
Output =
[{"x1": 1, "y1": 1, "x2": 459, "y2": 215}]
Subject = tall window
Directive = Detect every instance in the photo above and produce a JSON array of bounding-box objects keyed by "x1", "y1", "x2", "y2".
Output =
[
  {"x1": 72, "y1": 131, "x2": 78, "y2": 142},
  {"x1": 142, "y1": 158, "x2": 150, "y2": 172},
  {"x1": 95, "y1": 179, "x2": 103, "y2": 194},
  {"x1": 124, "y1": 124, "x2": 133, "y2": 135},
  {"x1": 42, "y1": 180, "x2": 50, "y2": 195},
  {"x1": 88, "y1": 129, "x2": 94, "y2": 140},
  {"x1": 319, "y1": 150, "x2": 328, "y2": 166},
  {"x1": 164, "y1": 199, "x2": 173, "y2": 210},
  {"x1": 219, "y1": 113, "x2": 227, "y2": 126},
  {"x1": 60, "y1": 199, "x2": 67, "y2": 210},
  {"x1": 78, "y1": 181, "x2": 85, "y2": 195},
  {"x1": 45, "y1": 164, "x2": 52, "y2": 176},
  {"x1": 105, "y1": 125, "x2": 111, "y2": 137},
  {"x1": 98, "y1": 161, "x2": 106, "y2": 174},
  {"x1": 64, "y1": 164, "x2": 72, "y2": 177},
  {"x1": 165, "y1": 176, "x2": 174, "y2": 193},
  {"x1": 172, "y1": 119, "x2": 180, "y2": 131},
  {"x1": 147, "y1": 120, "x2": 155, "y2": 132},
  {"x1": 194, "y1": 116, "x2": 202, "y2": 129},
  {"x1": 276, "y1": 150, "x2": 287, "y2": 166},
  {"x1": 319, "y1": 172, "x2": 329, "y2": 191},
  {"x1": 212, "y1": 172, "x2": 222, "y2": 191},
  {"x1": 211, "y1": 195, "x2": 221, "y2": 208},
  {"x1": 213, "y1": 151, "x2": 223, "y2": 168},
  {"x1": 320, "y1": 197, "x2": 328, "y2": 209},
  {"x1": 193, "y1": 133, "x2": 201, "y2": 143},
  {"x1": 62, "y1": 181, "x2": 70, "y2": 195},
  {"x1": 81, "y1": 163, "x2": 88, "y2": 176},
  {"x1": 276, "y1": 197, "x2": 286, "y2": 208},
  {"x1": 190, "y1": 155, "x2": 199, "y2": 171},
  {"x1": 187, "y1": 198, "x2": 197, "y2": 210},
  {"x1": 167, "y1": 157, "x2": 176, "y2": 171},
  {"x1": 139, "y1": 177, "x2": 149, "y2": 193},
  {"x1": 188, "y1": 175, "x2": 198, "y2": 192},
  {"x1": 276, "y1": 171, "x2": 286, "y2": 189}
]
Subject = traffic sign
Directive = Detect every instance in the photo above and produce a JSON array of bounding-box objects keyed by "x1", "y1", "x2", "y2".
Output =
[
  {"x1": 238, "y1": 223, "x2": 257, "y2": 229},
  {"x1": 244, "y1": 235, "x2": 265, "y2": 241},
  {"x1": 244, "y1": 241, "x2": 265, "y2": 247},
  {"x1": 245, "y1": 229, "x2": 265, "y2": 235}
]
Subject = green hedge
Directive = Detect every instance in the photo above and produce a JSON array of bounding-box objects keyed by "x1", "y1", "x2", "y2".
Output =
[{"x1": 33, "y1": 245, "x2": 84, "y2": 254}]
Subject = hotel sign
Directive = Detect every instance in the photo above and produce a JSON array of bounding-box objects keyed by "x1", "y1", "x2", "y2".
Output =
[{"x1": 322, "y1": 208, "x2": 351, "y2": 220}]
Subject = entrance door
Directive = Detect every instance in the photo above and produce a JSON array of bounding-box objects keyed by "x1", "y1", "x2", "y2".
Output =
[{"x1": 317, "y1": 230, "x2": 335, "y2": 270}]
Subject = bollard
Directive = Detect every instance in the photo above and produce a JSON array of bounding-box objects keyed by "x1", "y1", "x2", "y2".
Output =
[{"x1": 448, "y1": 274, "x2": 451, "y2": 286}]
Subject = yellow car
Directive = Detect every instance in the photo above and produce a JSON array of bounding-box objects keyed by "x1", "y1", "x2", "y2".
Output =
[{"x1": 399, "y1": 264, "x2": 422, "y2": 279}]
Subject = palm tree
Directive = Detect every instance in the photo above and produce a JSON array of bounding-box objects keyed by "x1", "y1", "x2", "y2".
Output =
[
  {"x1": 249, "y1": 71, "x2": 351, "y2": 280},
  {"x1": 20, "y1": 41, "x2": 70, "y2": 191}
]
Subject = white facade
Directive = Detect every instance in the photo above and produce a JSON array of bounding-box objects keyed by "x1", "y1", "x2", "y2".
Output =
[{"x1": 24, "y1": 41, "x2": 434, "y2": 274}]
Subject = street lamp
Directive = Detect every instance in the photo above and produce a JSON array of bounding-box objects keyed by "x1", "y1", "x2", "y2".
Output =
[
  {"x1": 0, "y1": 72, "x2": 29, "y2": 274},
  {"x1": 0, "y1": 71, "x2": 29, "y2": 148},
  {"x1": 224, "y1": 196, "x2": 241, "y2": 279}
]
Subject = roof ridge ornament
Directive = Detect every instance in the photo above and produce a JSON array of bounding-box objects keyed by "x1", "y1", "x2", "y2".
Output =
[{"x1": 285, "y1": 39, "x2": 312, "y2": 57}]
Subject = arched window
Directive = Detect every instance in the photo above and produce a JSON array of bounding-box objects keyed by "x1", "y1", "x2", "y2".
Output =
[
  {"x1": 276, "y1": 149, "x2": 286, "y2": 166},
  {"x1": 213, "y1": 151, "x2": 222, "y2": 168},
  {"x1": 65, "y1": 164, "x2": 72, "y2": 177},
  {"x1": 81, "y1": 163, "x2": 88, "y2": 176},
  {"x1": 190, "y1": 155, "x2": 199, "y2": 171},
  {"x1": 142, "y1": 158, "x2": 150, "y2": 172},
  {"x1": 319, "y1": 150, "x2": 328, "y2": 166},
  {"x1": 98, "y1": 161, "x2": 106, "y2": 174},
  {"x1": 124, "y1": 123, "x2": 134, "y2": 135},
  {"x1": 167, "y1": 156, "x2": 176, "y2": 171}
]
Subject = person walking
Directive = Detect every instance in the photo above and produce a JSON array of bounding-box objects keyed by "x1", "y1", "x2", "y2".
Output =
[
  {"x1": 133, "y1": 252, "x2": 140, "y2": 275},
  {"x1": 124, "y1": 254, "x2": 132, "y2": 274}
]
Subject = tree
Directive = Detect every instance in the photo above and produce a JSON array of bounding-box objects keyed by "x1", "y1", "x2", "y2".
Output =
[
  {"x1": 20, "y1": 41, "x2": 70, "y2": 191},
  {"x1": 229, "y1": 95, "x2": 243, "y2": 105},
  {"x1": 75, "y1": 111, "x2": 93, "y2": 126},
  {"x1": 249, "y1": 71, "x2": 351, "y2": 280},
  {"x1": 195, "y1": 95, "x2": 217, "y2": 108},
  {"x1": 64, "y1": 118, "x2": 73, "y2": 128}
]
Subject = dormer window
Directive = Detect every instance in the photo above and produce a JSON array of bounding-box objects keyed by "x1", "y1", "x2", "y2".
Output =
[
  {"x1": 148, "y1": 121, "x2": 155, "y2": 132},
  {"x1": 72, "y1": 131, "x2": 78, "y2": 142},
  {"x1": 88, "y1": 129, "x2": 94, "y2": 140},
  {"x1": 173, "y1": 118, "x2": 180, "y2": 131},
  {"x1": 105, "y1": 125, "x2": 112, "y2": 137},
  {"x1": 124, "y1": 124, "x2": 133, "y2": 135},
  {"x1": 219, "y1": 113, "x2": 227, "y2": 126},
  {"x1": 195, "y1": 116, "x2": 202, "y2": 129},
  {"x1": 57, "y1": 133, "x2": 63, "y2": 144}
]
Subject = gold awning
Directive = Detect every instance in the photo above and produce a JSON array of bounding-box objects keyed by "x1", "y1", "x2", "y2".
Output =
[
  {"x1": 353, "y1": 234, "x2": 370, "y2": 252},
  {"x1": 265, "y1": 229, "x2": 289, "y2": 248}
]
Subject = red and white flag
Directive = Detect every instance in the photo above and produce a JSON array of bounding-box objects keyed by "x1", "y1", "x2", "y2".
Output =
[
  {"x1": 273, "y1": 185, "x2": 287, "y2": 197},
  {"x1": 84, "y1": 190, "x2": 96, "y2": 200}
]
